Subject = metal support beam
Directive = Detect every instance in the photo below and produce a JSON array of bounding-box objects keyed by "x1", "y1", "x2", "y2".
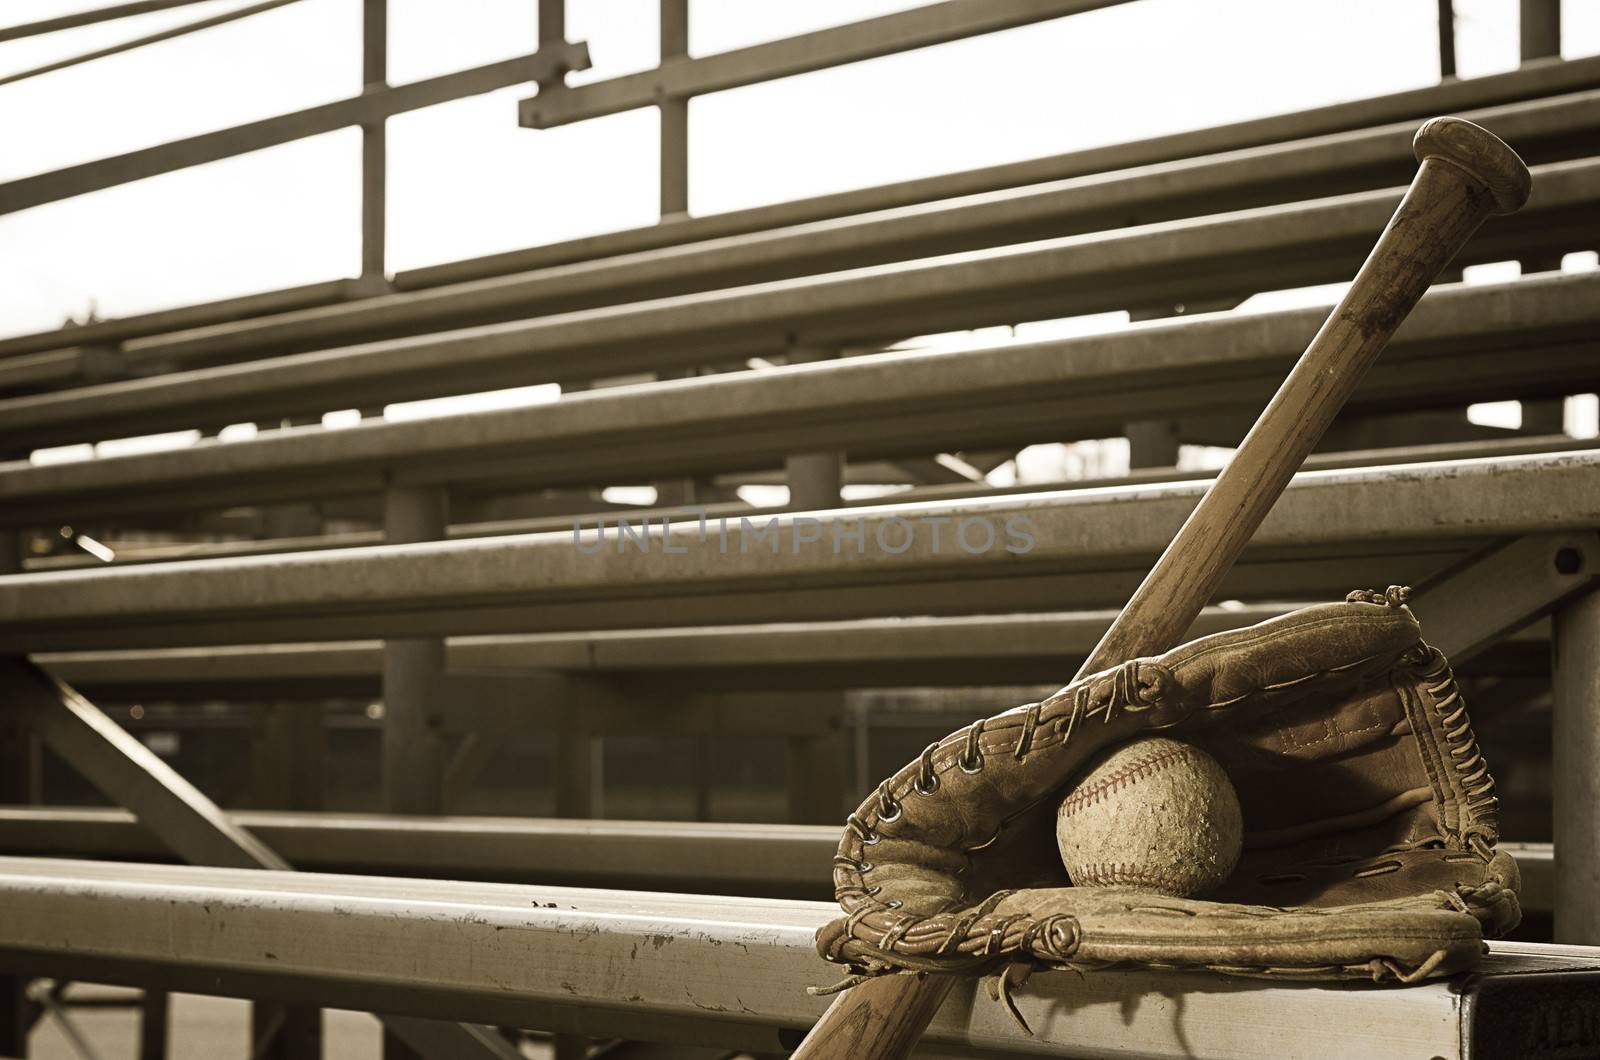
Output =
[
  {"x1": 520, "y1": 0, "x2": 1133, "y2": 127},
  {"x1": 382, "y1": 486, "x2": 450, "y2": 816},
  {"x1": 0, "y1": 531, "x2": 35, "y2": 1060},
  {"x1": 1553, "y1": 588, "x2": 1600, "y2": 944},
  {"x1": 138, "y1": 988, "x2": 168, "y2": 1060},
  {"x1": 0, "y1": 0, "x2": 215, "y2": 43},
  {"x1": 363, "y1": 0, "x2": 389, "y2": 283},
  {"x1": 659, "y1": 0, "x2": 689, "y2": 219},
  {"x1": 4, "y1": 661, "x2": 288, "y2": 871},
  {"x1": 0, "y1": 664, "x2": 512, "y2": 1059},
  {"x1": 249, "y1": 703, "x2": 324, "y2": 810},
  {"x1": 419, "y1": 668, "x2": 596, "y2": 816},
  {"x1": 1125, "y1": 419, "x2": 1181, "y2": 470},
  {"x1": 554, "y1": 710, "x2": 600, "y2": 819},
  {"x1": 254, "y1": 1003, "x2": 322, "y2": 1060},
  {"x1": 0, "y1": 0, "x2": 303, "y2": 91},
  {"x1": 1522, "y1": 0, "x2": 1562, "y2": 61},
  {"x1": 1, "y1": 657, "x2": 313, "y2": 1058},
  {"x1": 0, "y1": 43, "x2": 589, "y2": 217},
  {"x1": 779, "y1": 346, "x2": 848, "y2": 825},
  {"x1": 785, "y1": 716, "x2": 848, "y2": 826},
  {"x1": 783, "y1": 346, "x2": 845, "y2": 511},
  {"x1": 1438, "y1": 0, "x2": 1456, "y2": 79},
  {"x1": 1409, "y1": 532, "x2": 1599, "y2": 662}
]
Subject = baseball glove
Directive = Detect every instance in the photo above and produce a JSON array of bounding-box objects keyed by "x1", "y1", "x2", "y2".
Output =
[{"x1": 816, "y1": 587, "x2": 1517, "y2": 997}]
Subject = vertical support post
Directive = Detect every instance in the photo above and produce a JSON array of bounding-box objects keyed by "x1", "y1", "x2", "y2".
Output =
[
  {"x1": 1125, "y1": 420, "x2": 1181, "y2": 470},
  {"x1": 382, "y1": 486, "x2": 449, "y2": 816},
  {"x1": 659, "y1": 0, "x2": 689, "y2": 218},
  {"x1": 0, "y1": 531, "x2": 38, "y2": 1060},
  {"x1": 549, "y1": 674, "x2": 601, "y2": 819},
  {"x1": 1516, "y1": 0, "x2": 1565, "y2": 341},
  {"x1": 852, "y1": 699, "x2": 872, "y2": 802},
  {"x1": 254, "y1": 1007, "x2": 322, "y2": 1060},
  {"x1": 250, "y1": 704, "x2": 325, "y2": 810},
  {"x1": 691, "y1": 734, "x2": 713, "y2": 821},
  {"x1": 784, "y1": 345, "x2": 844, "y2": 510},
  {"x1": 538, "y1": 0, "x2": 565, "y2": 51},
  {"x1": 554, "y1": 713, "x2": 600, "y2": 818},
  {"x1": 1521, "y1": 0, "x2": 1561, "y2": 61},
  {"x1": 0, "y1": 980, "x2": 32, "y2": 1060},
  {"x1": 1553, "y1": 588, "x2": 1600, "y2": 944},
  {"x1": 138, "y1": 988, "x2": 169, "y2": 1060},
  {"x1": 382, "y1": 480, "x2": 445, "y2": 1059},
  {"x1": 786, "y1": 718, "x2": 848, "y2": 825},
  {"x1": 361, "y1": 0, "x2": 388, "y2": 285},
  {"x1": 1123, "y1": 303, "x2": 1226, "y2": 470},
  {"x1": 783, "y1": 345, "x2": 848, "y2": 824},
  {"x1": 0, "y1": 532, "x2": 36, "y2": 807},
  {"x1": 1438, "y1": 0, "x2": 1457, "y2": 78}
]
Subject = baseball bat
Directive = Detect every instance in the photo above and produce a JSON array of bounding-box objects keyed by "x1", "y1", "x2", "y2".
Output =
[{"x1": 790, "y1": 117, "x2": 1530, "y2": 1060}]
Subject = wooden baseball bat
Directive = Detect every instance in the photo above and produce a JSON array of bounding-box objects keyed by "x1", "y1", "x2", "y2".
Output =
[{"x1": 790, "y1": 117, "x2": 1530, "y2": 1060}]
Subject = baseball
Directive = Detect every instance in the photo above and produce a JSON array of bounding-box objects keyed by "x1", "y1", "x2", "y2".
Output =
[{"x1": 1056, "y1": 736, "x2": 1242, "y2": 898}]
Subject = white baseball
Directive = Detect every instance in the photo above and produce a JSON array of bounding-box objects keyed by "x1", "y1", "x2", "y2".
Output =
[{"x1": 1056, "y1": 736, "x2": 1243, "y2": 898}]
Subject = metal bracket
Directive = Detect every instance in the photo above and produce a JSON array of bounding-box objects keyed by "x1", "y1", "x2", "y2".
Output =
[
  {"x1": 0, "y1": 657, "x2": 523, "y2": 1060},
  {"x1": 1411, "y1": 531, "x2": 1599, "y2": 662}
]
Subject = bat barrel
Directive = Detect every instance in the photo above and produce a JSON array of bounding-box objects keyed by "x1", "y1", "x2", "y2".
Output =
[{"x1": 1412, "y1": 117, "x2": 1531, "y2": 215}]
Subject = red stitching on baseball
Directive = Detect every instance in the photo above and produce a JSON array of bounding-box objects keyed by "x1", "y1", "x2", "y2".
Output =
[{"x1": 1058, "y1": 744, "x2": 1190, "y2": 820}]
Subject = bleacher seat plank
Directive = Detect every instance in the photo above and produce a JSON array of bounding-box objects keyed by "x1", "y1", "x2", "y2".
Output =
[
  {"x1": 14, "y1": 435, "x2": 1594, "y2": 576},
  {"x1": 0, "y1": 279, "x2": 358, "y2": 364},
  {"x1": 1, "y1": 160, "x2": 1595, "y2": 450},
  {"x1": 0, "y1": 271, "x2": 1593, "y2": 515},
  {"x1": 104, "y1": 91, "x2": 1600, "y2": 368},
  {"x1": 33, "y1": 602, "x2": 1549, "y2": 701},
  {"x1": 0, "y1": 857, "x2": 1586, "y2": 1058},
  {"x1": 0, "y1": 812, "x2": 1558, "y2": 919},
  {"x1": 0, "y1": 451, "x2": 1594, "y2": 651},
  {"x1": 36, "y1": 605, "x2": 1288, "y2": 697}
]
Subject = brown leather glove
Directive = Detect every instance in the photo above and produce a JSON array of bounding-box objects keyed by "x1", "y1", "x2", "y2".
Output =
[{"x1": 816, "y1": 588, "x2": 1517, "y2": 987}]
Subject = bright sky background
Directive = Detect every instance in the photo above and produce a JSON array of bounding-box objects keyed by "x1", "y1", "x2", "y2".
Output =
[{"x1": 2, "y1": 0, "x2": 1597, "y2": 339}]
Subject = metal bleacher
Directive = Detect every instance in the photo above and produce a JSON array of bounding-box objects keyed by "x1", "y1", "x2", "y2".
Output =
[{"x1": 1, "y1": 3, "x2": 1598, "y2": 1059}]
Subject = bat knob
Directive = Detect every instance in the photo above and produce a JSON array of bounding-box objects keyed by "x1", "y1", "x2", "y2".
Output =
[{"x1": 1413, "y1": 117, "x2": 1531, "y2": 215}]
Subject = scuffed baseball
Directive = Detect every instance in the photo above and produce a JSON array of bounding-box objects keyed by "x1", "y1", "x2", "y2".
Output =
[{"x1": 1056, "y1": 736, "x2": 1242, "y2": 898}]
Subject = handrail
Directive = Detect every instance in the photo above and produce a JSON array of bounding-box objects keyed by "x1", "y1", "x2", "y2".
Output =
[
  {"x1": 520, "y1": 0, "x2": 1139, "y2": 128},
  {"x1": 0, "y1": 42, "x2": 590, "y2": 218},
  {"x1": 0, "y1": 0, "x2": 215, "y2": 44},
  {"x1": 0, "y1": 0, "x2": 304, "y2": 90}
]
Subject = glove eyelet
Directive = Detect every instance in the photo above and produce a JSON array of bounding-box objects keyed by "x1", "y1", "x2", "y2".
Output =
[
  {"x1": 885, "y1": 899, "x2": 903, "y2": 910},
  {"x1": 877, "y1": 802, "x2": 902, "y2": 823},
  {"x1": 958, "y1": 753, "x2": 983, "y2": 774},
  {"x1": 862, "y1": 830, "x2": 881, "y2": 846},
  {"x1": 913, "y1": 773, "x2": 940, "y2": 796},
  {"x1": 857, "y1": 861, "x2": 874, "y2": 873}
]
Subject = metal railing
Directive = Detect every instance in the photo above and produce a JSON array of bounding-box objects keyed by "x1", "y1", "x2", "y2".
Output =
[{"x1": 0, "y1": 0, "x2": 1141, "y2": 288}]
